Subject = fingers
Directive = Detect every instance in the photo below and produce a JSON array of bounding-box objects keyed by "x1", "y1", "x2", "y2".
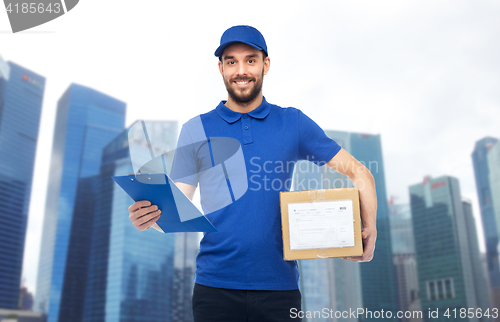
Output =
[
  {"x1": 341, "y1": 257, "x2": 357, "y2": 262},
  {"x1": 341, "y1": 256, "x2": 365, "y2": 262},
  {"x1": 363, "y1": 236, "x2": 376, "y2": 259},
  {"x1": 341, "y1": 254, "x2": 373, "y2": 263},
  {"x1": 128, "y1": 200, "x2": 161, "y2": 231},
  {"x1": 137, "y1": 208, "x2": 161, "y2": 224},
  {"x1": 341, "y1": 229, "x2": 376, "y2": 262},
  {"x1": 136, "y1": 210, "x2": 162, "y2": 231},
  {"x1": 129, "y1": 204, "x2": 157, "y2": 220},
  {"x1": 128, "y1": 200, "x2": 152, "y2": 213}
]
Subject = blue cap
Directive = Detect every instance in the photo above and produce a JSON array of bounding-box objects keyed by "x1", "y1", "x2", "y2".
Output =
[{"x1": 214, "y1": 25, "x2": 268, "y2": 57}]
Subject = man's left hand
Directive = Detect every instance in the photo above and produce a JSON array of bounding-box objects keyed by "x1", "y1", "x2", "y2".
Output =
[{"x1": 341, "y1": 227, "x2": 377, "y2": 262}]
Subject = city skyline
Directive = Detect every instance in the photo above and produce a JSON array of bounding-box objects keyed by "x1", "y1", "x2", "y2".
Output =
[
  {"x1": 0, "y1": 69, "x2": 496, "y2": 321},
  {"x1": 0, "y1": 0, "x2": 498, "y2": 297},
  {"x1": 8, "y1": 65, "x2": 498, "y2": 298}
]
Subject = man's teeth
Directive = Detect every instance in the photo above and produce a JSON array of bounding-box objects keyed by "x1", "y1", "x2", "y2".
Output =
[{"x1": 236, "y1": 81, "x2": 249, "y2": 85}]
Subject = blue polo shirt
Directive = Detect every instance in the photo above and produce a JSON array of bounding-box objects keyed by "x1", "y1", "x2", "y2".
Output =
[{"x1": 170, "y1": 97, "x2": 341, "y2": 290}]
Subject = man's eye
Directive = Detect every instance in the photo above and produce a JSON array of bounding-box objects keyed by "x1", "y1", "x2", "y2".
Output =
[
  {"x1": 248, "y1": 60, "x2": 255, "y2": 63},
  {"x1": 227, "y1": 61, "x2": 235, "y2": 65}
]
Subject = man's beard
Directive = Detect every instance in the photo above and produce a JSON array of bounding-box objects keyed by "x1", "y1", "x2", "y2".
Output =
[{"x1": 224, "y1": 69, "x2": 264, "y2": 104}]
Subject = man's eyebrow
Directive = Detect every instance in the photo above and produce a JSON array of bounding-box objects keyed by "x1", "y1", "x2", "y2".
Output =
[{"x1": 223, "y1": 54, "x2": 259, "y2": 61}]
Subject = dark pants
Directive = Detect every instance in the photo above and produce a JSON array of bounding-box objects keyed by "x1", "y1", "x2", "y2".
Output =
[{"x1": 192, "y1": 283, "x2": 302, "y2": 322}]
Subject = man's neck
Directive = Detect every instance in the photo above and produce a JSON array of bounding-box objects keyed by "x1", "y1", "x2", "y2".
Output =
[{"x1": 224, "y1": 93, "x2": 263, "y2": 114}]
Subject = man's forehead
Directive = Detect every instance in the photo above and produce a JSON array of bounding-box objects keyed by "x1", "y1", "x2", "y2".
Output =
[{"x1": 221, "y1": 43, "x2": 263, "y2": 59}]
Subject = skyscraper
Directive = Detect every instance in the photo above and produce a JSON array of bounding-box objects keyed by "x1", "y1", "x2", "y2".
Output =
[
  {"x1": 83, "y1": 121, "x2": 199, "y2": 322},
  {"x1": 463, "y1": 200, "x2": 492, "y2": 322},
  {"x1": 409, "y1": 176, "x2": 478, "y2": 322},
  {"x1": 388, "y1": 203, "x2": 421, "y2": 320},
  {"x1": 324, "y1": 130, "x2": 398, "y2": 320},
  {"x1": 293, "y1": 145, "x2": 362, "y2": 321},
  {"x1": 292, "y1": 130, "x2": 397, "y2": 320},
  {"x1": 471, "y1": 137, "x2": 500, "y2": 306},
  {"x1": 0, "y1": 55, "x2": 45, "y2": 309},
  {"x1": 297, "y1": 259, "x2": 336, "y2": 322},
  {"x1": 35, "y1": 84, "x2": 126, "y2": 322},
  {"x1": 487, "y1": 140, "x2": 500, "y2": 243},
  {"x1": 388, "y1": 203, "x2": 415, "y2": 255}
]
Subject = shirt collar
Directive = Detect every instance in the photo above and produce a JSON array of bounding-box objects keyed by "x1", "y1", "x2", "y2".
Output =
[{"x1": 216, "y1": 97, "x2": 271, "y2": 124}]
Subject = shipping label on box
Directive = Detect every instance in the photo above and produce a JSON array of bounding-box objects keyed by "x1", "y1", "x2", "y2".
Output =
[{"x1": 280, "y1": 188, "x2": 363, "y2": 260}]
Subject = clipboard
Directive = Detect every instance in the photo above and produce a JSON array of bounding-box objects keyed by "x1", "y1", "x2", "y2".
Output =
[{"x1": 112, "y1": 173, "x2": 217, "y2": 233}]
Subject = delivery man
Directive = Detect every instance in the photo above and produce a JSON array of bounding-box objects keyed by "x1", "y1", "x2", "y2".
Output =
[{"x1": 128, "y1": 25, "x2": 377, "y2": 322}]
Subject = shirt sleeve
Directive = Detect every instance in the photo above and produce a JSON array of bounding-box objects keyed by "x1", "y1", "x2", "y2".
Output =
[
  {"x1": 169, "y1": 124, "x2": 199, "y2": 186},
  {"x1": 297, "y1": 109, "x2": 342, "y2": 166}
]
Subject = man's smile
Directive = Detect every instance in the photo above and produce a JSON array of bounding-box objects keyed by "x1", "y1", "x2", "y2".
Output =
[{"x1": 233, "y1": 79, "x2": 252, "y2": 88}]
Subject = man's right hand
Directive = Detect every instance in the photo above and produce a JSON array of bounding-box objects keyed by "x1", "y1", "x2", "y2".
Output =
[{"x1": 128, "y1": 200, "x2": 161, "y2": 231}]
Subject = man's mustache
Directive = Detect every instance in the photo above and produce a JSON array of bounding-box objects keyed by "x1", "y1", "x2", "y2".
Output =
[{"x1": 230, "y1": 77, "x2": 256, "y2": 82}]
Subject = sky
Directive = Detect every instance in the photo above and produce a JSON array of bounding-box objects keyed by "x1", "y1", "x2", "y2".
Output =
[{"x1": 1, "y1": 0, "x2": 499, "y2": 295}]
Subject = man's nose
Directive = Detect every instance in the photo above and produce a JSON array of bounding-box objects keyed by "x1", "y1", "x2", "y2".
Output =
[{"x1": 236, "y1": 62, "x2": 248, "y2": 76}]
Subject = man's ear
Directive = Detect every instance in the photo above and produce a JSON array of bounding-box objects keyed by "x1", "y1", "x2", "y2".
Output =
[
  {"x1": 263, "y1": 56, "x2": 270, "y2": 76},
  {"x1": 218, "y1": 60, "x2": 224, "y2": 76}
]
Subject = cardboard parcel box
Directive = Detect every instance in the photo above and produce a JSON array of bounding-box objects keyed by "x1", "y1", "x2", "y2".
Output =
[{"x1": 279, "y1": 188, "x2": 363, "y2": 260}]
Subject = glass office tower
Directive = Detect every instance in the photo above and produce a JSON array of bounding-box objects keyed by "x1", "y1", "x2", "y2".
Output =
[
  {"x1": 83, "y1": 121, "x2": 199, "y2": 322},
  {"x1": 471, "y1": 137, "x2": 500, "y2": 307},
  {"x1": 293, "y1": 154, "x2": 361, "y2": 322},
  {"x1": 0, "y1": 55, "x2": 45, "y2": 309},
  {"x1": 292, "y1": 130, "x2": 397, "y2": 320},
  {"x1": 324, "y1": 130, "x2": 398, "y2": 320},
  {"x1": 463, "y1": 200, "x2": 492, "y2": 322},
  {"x1": 292, "y1": 160, "x2": 338, "y2": 321},
  {"x1": 35, "y1": 84, "x2": 125, "y2": 322},
  {"x1": 409, "y1": 176, "x2": 478, "y2": 322},
  {"x1": 388, "y1": 203, "x2": 420, "y2": 320},
  {"x1": 487, "y1": 140, "x2": 500, "y2": 309},
  {"x1": 489, "y1": 141, "x2": 500, "y2": 244},
  {"x1": 388, "y1": 203, "x2": 415, "y2": 254}
]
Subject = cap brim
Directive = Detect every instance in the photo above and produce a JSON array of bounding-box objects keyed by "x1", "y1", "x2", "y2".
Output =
[{"x1": 214, "y1": 41, "x2": 264, "y2": 57}]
